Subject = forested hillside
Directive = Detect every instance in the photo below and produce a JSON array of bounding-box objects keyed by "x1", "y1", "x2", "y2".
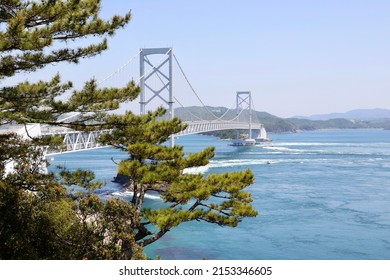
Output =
[{"x1": 174, "y1": 106, "x2": 390, "y2": 136}]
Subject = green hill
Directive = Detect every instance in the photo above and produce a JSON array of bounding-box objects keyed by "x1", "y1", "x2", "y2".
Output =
[
  {"x1": 287, "y1": 118, "x2": 370, "y2": 130},
  {"x1": 174, "y1": 106, "x2": 296, "y2": 134},
  {"x1": 172, "y1": 106, "x2": 390, "y2": 135}
]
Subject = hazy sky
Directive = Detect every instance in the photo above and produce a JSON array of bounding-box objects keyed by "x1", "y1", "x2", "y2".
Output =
[{"x1": 15, "y1": 1, "x2": 390, "y2": 118}]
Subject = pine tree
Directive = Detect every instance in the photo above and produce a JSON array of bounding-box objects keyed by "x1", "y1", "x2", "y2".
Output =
[
  {"x1": 0, "y1": 0, "x2": 139, "y2": 128},
  {"x1": 0, "y1": 0, "x2": 258, "y2": 260},
  {"x1": 99, "y1": 108, "x2": 258, "y2": 250},
  {"x1": 0, "y1": 0, "x2": 143, "y2": 259}
]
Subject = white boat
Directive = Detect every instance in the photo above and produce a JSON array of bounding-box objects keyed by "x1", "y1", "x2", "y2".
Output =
[{"x1": 231, "y1": 138, "x2": 256, "y2": 146}]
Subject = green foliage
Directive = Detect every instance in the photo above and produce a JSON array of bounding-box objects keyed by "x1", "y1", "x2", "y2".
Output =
[
  {"x1": 0, "y1": 134, "x2": 146, "y2": 260},
  {"x1": 0, "y1": 0, "x2": 130, "y2": 77},
  {"x1": 0, "y1": 0, "x2": 139, "y2": 128},
  {"x1": 57, "y1": 166, "x2": 105, "y2": 192},
  {"x1": 153, "y1": 169, "x2": 257, "y2": 228},
  {"x1": 0, "y1": 0, "x2": 257, "y2": 260},
  {"x1": 101, "y1": 107, "x2": 258, "y2": 248},
  {"x1": 0, "y1": 0, "x2": 145, "y2": 259}
]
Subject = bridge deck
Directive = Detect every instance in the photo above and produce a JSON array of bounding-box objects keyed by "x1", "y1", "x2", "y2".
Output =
[{"x1": 42, "y1": 120, "x2": 262, "y2": 155}]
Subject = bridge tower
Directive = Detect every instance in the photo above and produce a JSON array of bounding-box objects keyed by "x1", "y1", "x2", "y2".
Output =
[
  {"x1": 139, "y1": 48, "x2": 174, "y2": 146},
  {"x1": 236, "y1": 91, "x2": 252, "y2": 139}
]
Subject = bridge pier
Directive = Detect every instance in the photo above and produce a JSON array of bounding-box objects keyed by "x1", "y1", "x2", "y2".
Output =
[
  {"x1": 140, "y1": 47, "x2": 175, "y2": 147},
  {"x1": 236, "y1": 91, "x2": 252, "y2": 139}
]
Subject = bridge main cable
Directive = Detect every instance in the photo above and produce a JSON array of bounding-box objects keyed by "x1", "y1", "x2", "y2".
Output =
[
  {"x1": 173, "y1": 54, "x2": 223, "y2": 120},
  {"x1": 97, "y1": 49, "x2": 142, "y2": 86}
]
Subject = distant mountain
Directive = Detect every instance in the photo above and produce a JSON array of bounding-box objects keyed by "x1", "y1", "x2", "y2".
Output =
[
  {"x1": 174, "y1": 106, "x2": 299, "y2": 133},
  {"x1": 295, "y1": 108, "x2": 390, "y2": 121},
  {"x1": 286, "y1": 117, "x2": 370, "y2": 131},
  {"x1": 174, "y1": 106, "x2": 235, "y2": 121},
  {"x1": 172, "y1": 106, "x2": 390, "y2": 134},
  {"x1": 174, "y1": 106, "x2": 282, "y2": 122}
]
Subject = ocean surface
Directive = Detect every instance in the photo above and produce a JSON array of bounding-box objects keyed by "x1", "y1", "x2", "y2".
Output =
[{"x1": 48, "y1": 129, "x2": 390, "y2": 260}]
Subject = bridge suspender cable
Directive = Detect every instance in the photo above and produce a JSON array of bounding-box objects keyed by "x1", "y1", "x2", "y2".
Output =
[
  {"x1": 98, "y1": 49, "x2": 171, "y2": 87},
  {"x1": 251, "y1": 98, "x2": 261, "y2": 124},
  {"x1": 174, "y1": 54, "x2": 251, "y2": 123},
  {"x1": 173, "y1": 97, "x2": 204, "y2": 121},
  {"x1": 149, "y1": 61, "x2": 205, "y2": 122},
  {"x1": 97, "y1": 49, "x2": 142, "y2": 85},
  {"x1": 173, "y1": 54, "x2": 223, "y2": 120}
]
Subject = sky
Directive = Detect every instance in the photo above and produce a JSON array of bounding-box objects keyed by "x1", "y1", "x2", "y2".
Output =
[{"x1": 12, "y1": 0, "x2": 390, "y2": 118}]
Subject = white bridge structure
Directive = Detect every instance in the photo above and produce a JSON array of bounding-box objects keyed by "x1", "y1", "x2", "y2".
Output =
[
  {"x1": 41, "y1": 120, "x2": 262, "y2": 154},
  {"x1": 33, "y1": 48, "x2": 265, "y2": 155}
]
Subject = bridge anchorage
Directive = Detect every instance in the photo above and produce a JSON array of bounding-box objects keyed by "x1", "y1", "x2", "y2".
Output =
[{"x1": 30, "y1": 47, "x2": 268, "y2": 155}]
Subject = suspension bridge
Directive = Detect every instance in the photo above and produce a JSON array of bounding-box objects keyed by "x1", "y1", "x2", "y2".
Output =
[{"x1": 7, "y1": 47, "x2": 268, "y2": 155}]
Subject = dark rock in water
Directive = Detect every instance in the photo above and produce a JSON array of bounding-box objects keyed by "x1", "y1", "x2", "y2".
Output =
[
  {"x1": 112, "y1": 173, "x2": 130, "y2": 185},
  {"x1": 112, "y1": 173, "x2": 168, "y2": 193}
]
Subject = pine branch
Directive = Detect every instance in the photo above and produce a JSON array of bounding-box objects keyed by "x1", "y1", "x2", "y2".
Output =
[{"x1": 138, "y1": 229, "x2": 169, "y2": 248}]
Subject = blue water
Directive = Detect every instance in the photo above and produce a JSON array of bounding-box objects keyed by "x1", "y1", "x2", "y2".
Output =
[{"x1": 48, "y1": 129, "x2": 390, "y2": 260}]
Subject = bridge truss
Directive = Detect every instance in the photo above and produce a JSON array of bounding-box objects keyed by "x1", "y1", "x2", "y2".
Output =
[{"x1": 43, "y1": 121, "x2": 260, "y2": 155}]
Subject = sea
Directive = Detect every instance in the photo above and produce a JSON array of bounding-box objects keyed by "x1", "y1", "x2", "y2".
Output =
[{"x1": 48, "y1": 129, "x2": 390, "y2": 260}]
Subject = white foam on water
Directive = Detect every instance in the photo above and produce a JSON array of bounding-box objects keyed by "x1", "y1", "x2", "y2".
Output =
[
  {"x1": 206, "y1": 157, "x2": 376, "y2": 169},
  {"x1": 263, "y1": 146, "x2": 291, "y2": 151},
  {"x1": 272, "y1": 142, "x2": 344, "y2": 147},
  {"x1": 208, "y1": 159, "x2": 272, "y2": 168},
  {"x1": 111, "y1": 191, "x2": 161, "y2": 200},
  {"x1": 183, "y1": 165, "x2": 209, "y2": 174},
  {"x1": 264, "y1": 146, "x2": 307, "y2": 152}
]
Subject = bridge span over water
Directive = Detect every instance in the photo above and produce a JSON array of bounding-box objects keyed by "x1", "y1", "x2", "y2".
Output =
[
  {"x1": 40, "y1": 119, "x2": 262, "y2": 155},
  {"x1": 4, "y1": 48, "x2": 266, "y2": 155}
]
